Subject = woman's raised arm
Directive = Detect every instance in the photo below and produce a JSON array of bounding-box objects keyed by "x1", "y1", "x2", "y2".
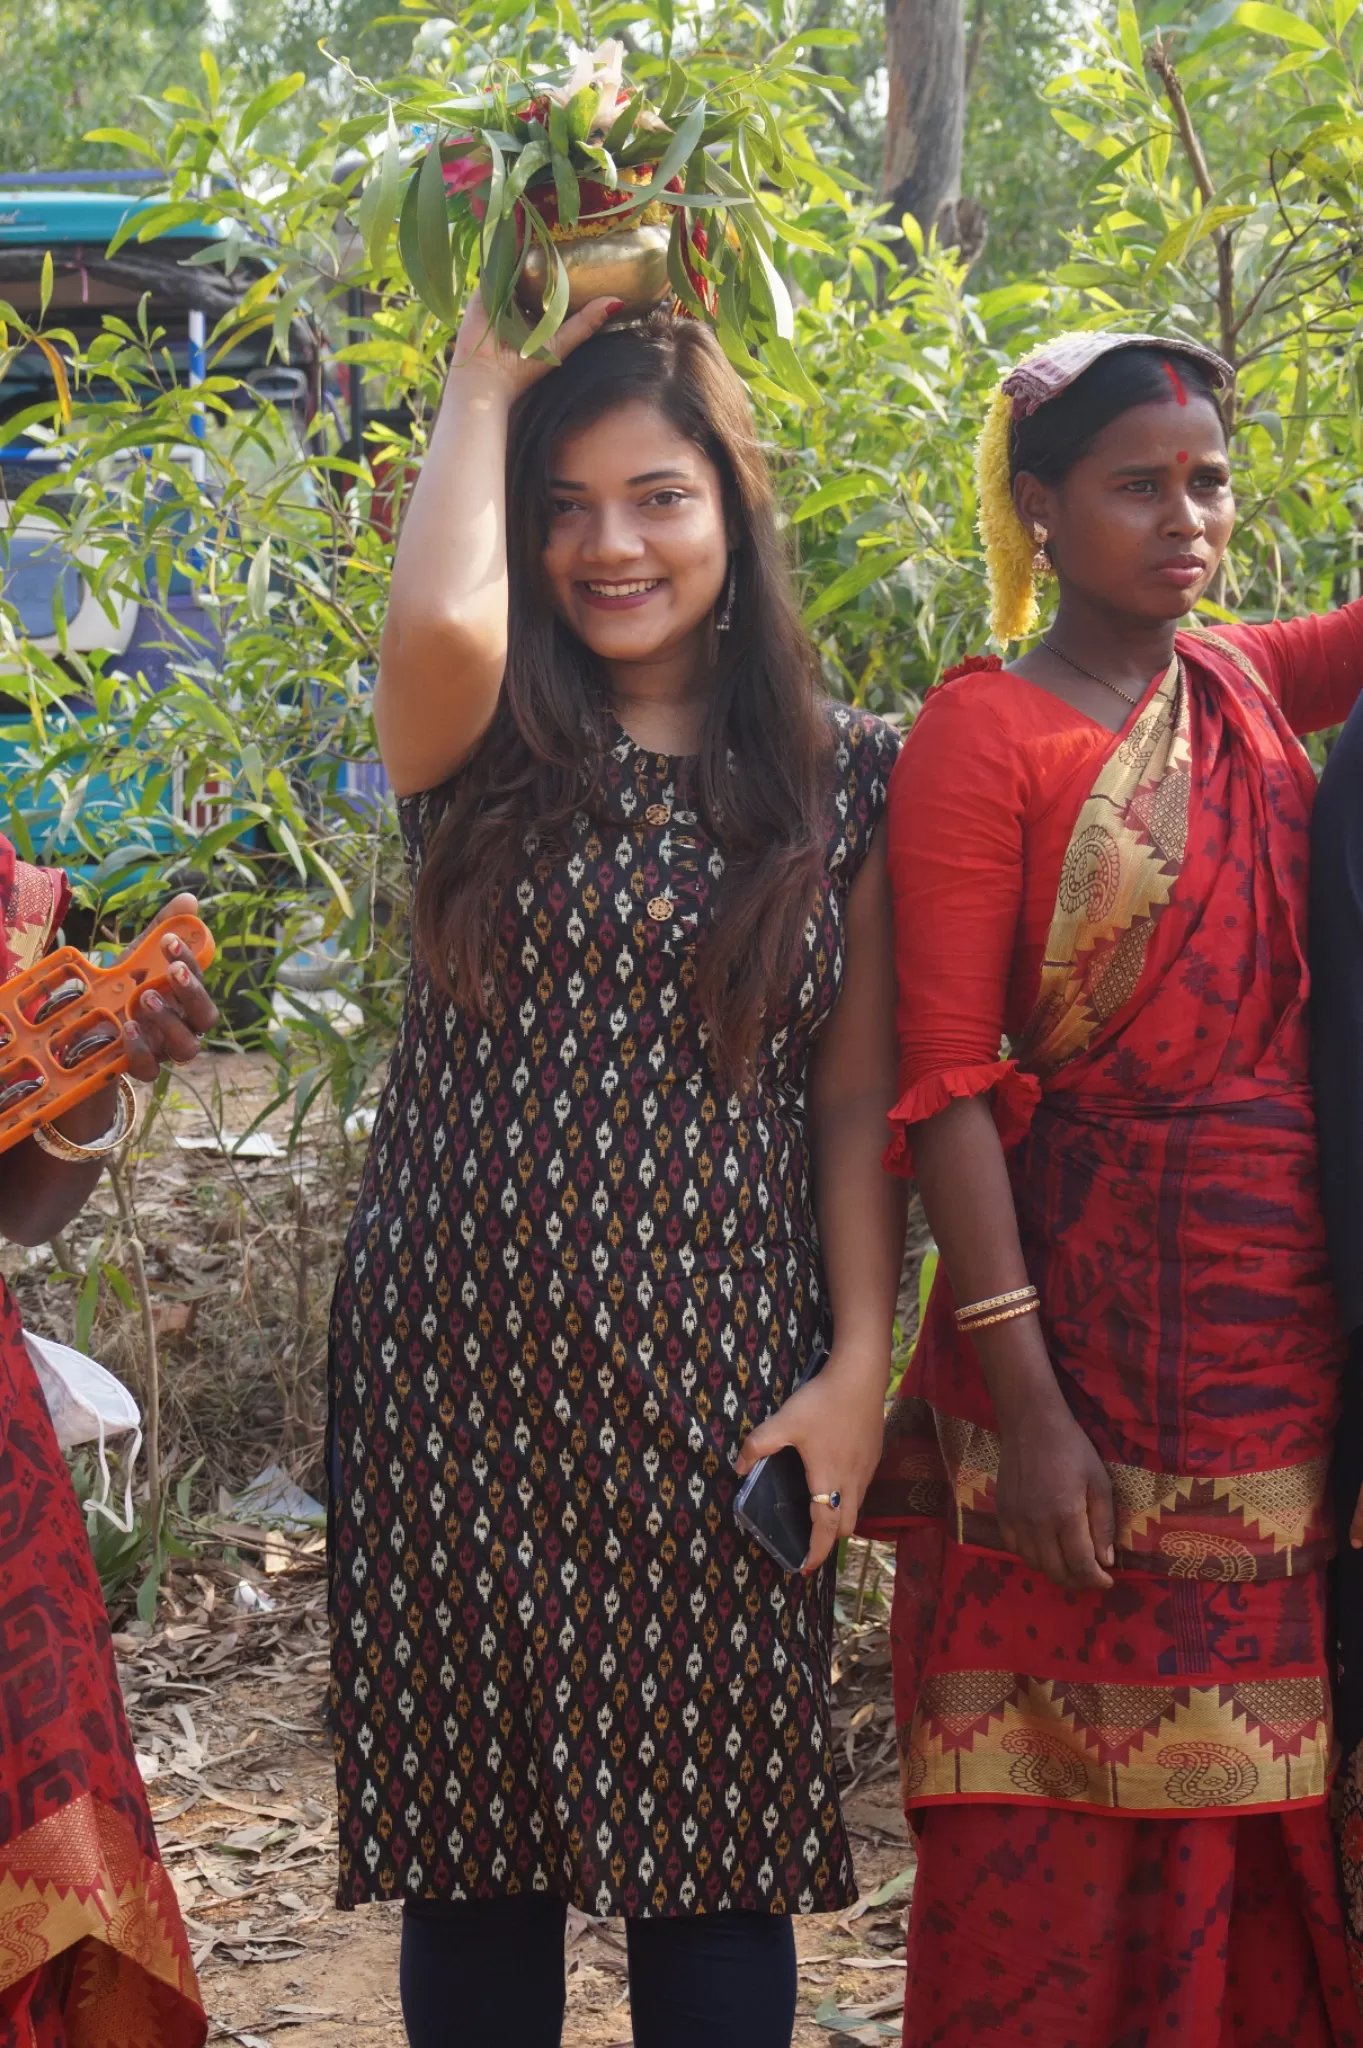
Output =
[
  {"x1": 374, "y1": 296, "x2": 620, "y2": 797},
  {"x1": 1217, "y1": 600, "x2": 1363, "y2": 739}
]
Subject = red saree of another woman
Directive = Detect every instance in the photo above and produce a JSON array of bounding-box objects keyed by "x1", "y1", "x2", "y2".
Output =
[
  {"x1": 861, "y1": 611, "x2": 1363, "y2": 2045},
  {"x1": 0, "y1": 844, "x2": 205, "y2": 2048}
]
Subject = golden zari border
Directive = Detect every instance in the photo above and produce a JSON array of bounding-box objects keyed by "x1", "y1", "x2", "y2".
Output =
[
  {"x1": 1017, "y1": 652, "x2": 1190, "y2": 1078},
  {"x1": 877, "y1": 1398, "x2": 1328, "y2": 1582},
  {"x1": 0, "y1": 1791, "x2": 203, "y2": 2046},
  {"x1": 900, "y1": 1672, "x2": 1330, "y2": 1816}
]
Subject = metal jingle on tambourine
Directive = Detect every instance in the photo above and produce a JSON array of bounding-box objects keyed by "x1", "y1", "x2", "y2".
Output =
[{"x1": 517, "y1": 222, "x2": 673, "y2": 322}]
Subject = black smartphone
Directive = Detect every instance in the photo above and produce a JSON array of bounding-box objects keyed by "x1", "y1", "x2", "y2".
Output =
[{"x1": 733, "y1": 1345, "x2": 829, "y2": 1573}]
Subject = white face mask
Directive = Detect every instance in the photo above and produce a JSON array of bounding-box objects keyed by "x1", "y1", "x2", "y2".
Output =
[{"x1": 24, "y1": 1331, "x2": 142, "y2": 1535}]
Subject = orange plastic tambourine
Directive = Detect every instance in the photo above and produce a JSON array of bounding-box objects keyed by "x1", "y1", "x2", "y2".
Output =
[{"x1": 0, "y1": 913, "x2": 215, "y2": 1155}]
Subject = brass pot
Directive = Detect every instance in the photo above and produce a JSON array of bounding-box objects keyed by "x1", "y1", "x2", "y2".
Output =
[{"x1": 518, "y1": 221, "x2": 672, "y2": 323}]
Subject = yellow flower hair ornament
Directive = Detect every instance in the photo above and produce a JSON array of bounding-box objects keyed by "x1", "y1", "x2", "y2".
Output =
[
  {"x1": 975, "y1": 381, "x2": 1038, "y2": 647},
  {"x1": 973, "y1": 330, "x2": 1235, "y2": 648}
]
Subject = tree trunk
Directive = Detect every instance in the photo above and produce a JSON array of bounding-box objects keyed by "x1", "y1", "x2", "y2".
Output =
[{"x1": 881, "y1": 0, "x2": 985, "y2": 261}]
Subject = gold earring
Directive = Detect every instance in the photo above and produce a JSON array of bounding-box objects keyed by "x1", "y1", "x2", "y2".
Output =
[{"x1": 1031, "y1": 528, "x2": 1052, "y2": 578}]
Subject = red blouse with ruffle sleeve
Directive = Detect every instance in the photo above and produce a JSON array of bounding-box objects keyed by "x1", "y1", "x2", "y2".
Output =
[{"x1": 885, "y1": 607, "x2": 1363, "y2": 1175}]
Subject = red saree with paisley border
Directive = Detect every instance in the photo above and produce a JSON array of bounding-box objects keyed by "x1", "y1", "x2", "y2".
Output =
[
  {"x1": 0, "y1": 844, "x2": 204, "y2": 2048},
  {"x1": 862, "y1": 622, "x2": 1363, "y2": 2045}
]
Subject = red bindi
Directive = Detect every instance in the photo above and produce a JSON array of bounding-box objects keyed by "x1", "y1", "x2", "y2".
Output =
[
  {"x1": 1177, "y1": 450, "x2": 1188, "y2": 463},
  {"x1": 1162, "y1": 359, "x2": 1188, "y2": 406}
]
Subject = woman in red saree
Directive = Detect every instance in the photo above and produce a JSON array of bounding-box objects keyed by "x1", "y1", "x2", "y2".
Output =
[
  {"x1": 0, "y1": 852, "x2": 213, "y2": 2048},
  {"x1": 860, "y1": 333, "x2": 1363, "y2": 2044}
]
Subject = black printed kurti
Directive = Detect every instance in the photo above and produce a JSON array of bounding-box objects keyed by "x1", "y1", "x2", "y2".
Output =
[{"x1": 328, "y1": 704, "x2": 898, "y2": 1917}]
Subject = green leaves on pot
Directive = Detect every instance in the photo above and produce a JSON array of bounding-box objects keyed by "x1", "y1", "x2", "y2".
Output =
[
  {"x1": 521, "y1": 236, "x2": 570, "y2": 357},
  {"x1": 629, "y1": 100, "x2": 705, "y2": 198},
  {"x1": 387, "y1": 34, "x2": 851, "y2": 381},
  {"x1": 399, "y1": 138, "x2": 460, "y2": 325},
  {"x1": 547, "y1": 97, "x2": 571, "y2": 156},
  {"x1": 604, "y1": 92, "x2": 644, "y2": 154},
  {"x1": 551, "y1": 150, "x2": 580, "y2": 231},
  {"x1": 565, "y1": 84, "x2": 600, "y2": 141}
]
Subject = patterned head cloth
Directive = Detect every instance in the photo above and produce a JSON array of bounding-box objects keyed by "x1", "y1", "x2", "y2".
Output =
[
  {"x1": 976, "y1": 330, "x2": 1235, "y2": 645},
  {"x1": 1002, "y1": 330, "x2": 1233, "y2": 419}
]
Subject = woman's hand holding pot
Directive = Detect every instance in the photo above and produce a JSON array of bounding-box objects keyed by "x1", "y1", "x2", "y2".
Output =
[{"x1": 449, "y1": 291, "x2": 624, "y2": 400}]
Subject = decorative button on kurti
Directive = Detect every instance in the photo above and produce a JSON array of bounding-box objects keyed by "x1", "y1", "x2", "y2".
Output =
[
  {"x1": 647, "y1": 894, "x2": 674, "y2": 921},
  {"x1": 644, "y1": 803, "x2": 671, "y2": 825},
  {"x1": 328, "y1": 705, "x2": 899, "y2": 1918}
]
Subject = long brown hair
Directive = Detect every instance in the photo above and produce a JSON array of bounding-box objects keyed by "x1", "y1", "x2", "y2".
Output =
[{"x1": 412, "y1": 313, "x2": 833, "y2": 1090}]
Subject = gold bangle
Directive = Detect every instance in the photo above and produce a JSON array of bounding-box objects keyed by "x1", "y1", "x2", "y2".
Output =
[
  {"x1": 958, "y1": 1298, "x2": 1040, "y2": 1333},
  {"x1": 32, "y1": 1075, "x2": 137, "y2": 1163},
  {"x1": 955, "y1": 1284, "x2": 1037, "y2": 1327}
]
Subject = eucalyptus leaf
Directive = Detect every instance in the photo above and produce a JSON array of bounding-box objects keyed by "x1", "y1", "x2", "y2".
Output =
[
  {"x1": 804, "y1": 546, "x2": 909, "y2": 625},
  {"x1": 246, "y1": 537, "x2": 271, "y2": 624},
  {"x1": 506, "y1": 135, "x2": 551, "y2": 201},
  {"x1": 604, "y1": 91, "x2": 643, "y2": 154},
  {"x1": 660, "y1": 59, "x2": 688, "y2": 122},
  {"x1": 483, "y1": 135, "x2": 507, "y2": 232},
  {"x1": 793, "y1": 474, "x2": 879, "y2": 523},
  {"x1": 364, "y1": 113, "x2": 402, "y2": 274},
  {"x1": 520, "y1": 236, "x2": 569, "y2": 356},
  {"x1": 552, "y1": 150, "x2": 580, "y2": 230},
  {"x1": 415, "y1": 137, "x2": 459, "y2": 323},
  {"x1": 765, "y1": 334, "x2": 821, "y2": 408},
  {"x1": 666, "y1": 213, "x2": 706, "y2": 317},
  {"x1": 398, "y1": 157, "x2": 433, "y2": 313},
  {"x1": 480, "y1": 212, "x2": 520, "y2": 325},
  {"x1": 640, "y1": 100, "x2": 707, "y2": 201},
  {"x1": 235, "y1": 71, "x2": 305, "y2": 146},
  {"x1": 1234, "y1": 0, "x2": 1328, "y2": 44},
  {"x1": 576, "y1": 145, "x2": 617, "y2": 191}
]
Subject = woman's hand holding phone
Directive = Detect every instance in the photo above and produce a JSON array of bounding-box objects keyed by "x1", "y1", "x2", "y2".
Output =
[{"x1": 736, "y1": 1345, "x2": 888, "y2": 1574}]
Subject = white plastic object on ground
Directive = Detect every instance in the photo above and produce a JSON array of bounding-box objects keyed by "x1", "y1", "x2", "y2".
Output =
[
  {"x1": 24, "y1": 1330, "x2": 142, "y2": 1534},
  {"x1": 234, "y1": 1579, "x2": 276, "y2": 1613},
  {"x1": 231, "y1": 1463, "x2": 325, "y2": 1532}
]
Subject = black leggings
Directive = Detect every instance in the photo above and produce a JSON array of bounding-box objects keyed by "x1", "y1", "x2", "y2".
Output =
[{"x1": 400, "y1": 1893, "x2": 798, "y2": 2048}]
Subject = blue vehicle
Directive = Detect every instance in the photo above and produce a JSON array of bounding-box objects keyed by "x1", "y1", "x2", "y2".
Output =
[
  {"x1": 0, "y1": 186, "x2": 236, "y2": 702},
  {"x1": 0, "y1": 178, "x2": 389, "y2": 931}
]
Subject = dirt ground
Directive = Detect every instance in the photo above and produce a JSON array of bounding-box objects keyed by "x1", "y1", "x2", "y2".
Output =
[{"x1": 118, "y1": 1565, "x2": 912, "y2": 2048}]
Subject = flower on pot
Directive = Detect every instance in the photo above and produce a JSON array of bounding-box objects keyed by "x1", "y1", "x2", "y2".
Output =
[{"x1": 555, "y1": 39, "x2": 628, "y2": 142}]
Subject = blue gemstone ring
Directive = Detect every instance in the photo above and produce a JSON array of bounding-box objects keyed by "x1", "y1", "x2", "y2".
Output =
[{"x1": 810, "y1": 1490, "x2": 842, "y2": 1510}]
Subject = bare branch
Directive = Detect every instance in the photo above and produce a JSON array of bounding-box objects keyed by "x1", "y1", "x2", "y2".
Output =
[{"x1": 1147, "y1": 33, "x2": 1237, "y2": 382}]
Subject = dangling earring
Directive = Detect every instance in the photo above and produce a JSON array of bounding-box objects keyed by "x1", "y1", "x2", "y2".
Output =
[
  {"x1": 717, "y1": 555, "x2": 737, "y2": 632},
  {"x1": 1031, "y1": 528, "x2": 1053, "y2": 579}
]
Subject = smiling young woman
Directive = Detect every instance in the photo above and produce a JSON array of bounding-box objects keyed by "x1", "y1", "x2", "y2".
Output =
[
  {"x1": 858, "y1": 334, "x2": 1363, "y2": 2047},
  {"x1": 331, "y1": 299, "x2": 905, "y2": 2048}
]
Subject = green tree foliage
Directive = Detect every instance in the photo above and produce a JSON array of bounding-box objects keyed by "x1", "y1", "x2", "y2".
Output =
[
  {"x1": 219, "y1": 0, "x2": 416, "y2": 92},
  {"x1": 962, "y1": 0, "x2": 1093, "y2": 287},
  {"x1": 1048, "y1": 0, "x2": 1363, "y2": 618},
  {"x1": 0, "y1": 0, "x2": 410, "y2": 170},
  {"x1": 0, "y1": 0, "x2": 1360, "y2": 986},
  {"x1": 0, "y1": 0, "x2": 209, "y2": 171}
]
